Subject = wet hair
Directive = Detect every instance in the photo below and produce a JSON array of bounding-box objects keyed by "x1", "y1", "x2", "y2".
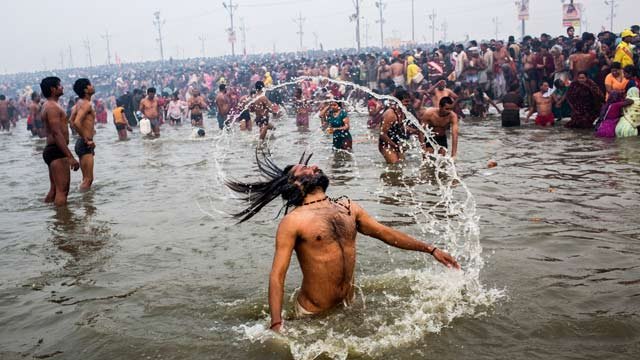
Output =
[
  {"x1": 567, "y1": 26, "x2": 575, "y2": 32},
  {"x1": 219, "y1": 84, "x2": 226, "y2": 92},
  {"x1": 226, "y1": 151, "x2": 326, "y2": 223},
  {"x1": 439, "y1": 96, "x2": 454, "y2": 108},
  {"x1": 31, "y1": 91, "x2": 39, "y2": 101},
  {"x1": 255, "y1": 81, "x2": 265, "y2": 91},
  {"x1": 73, "y1": 78, "x2": 91, "y2": 98},
  {"x1": 577, "y1": 71, "x2": 589, "y2": 78},
  {"x1": 0, "y1": 95, "x2": 4, "y2": 100},
  {"x1": 40, "y1": 76, "x2": 61, "y2": 98},
  {"x1": 611, "y1": 62, "x2": 622, "y2": 70},
  {"x1": 554, "y1": 79, "x2": 565, "y2": 89},
  {"x1": 147, "y1": 87, "x2": 156, "y2": 94},
  {"x1": 116, "y1": 99, "x2": 123, "y2": 107},
  {"x1": 574, "y1": 40, "x2": 585, "y2": 52}
]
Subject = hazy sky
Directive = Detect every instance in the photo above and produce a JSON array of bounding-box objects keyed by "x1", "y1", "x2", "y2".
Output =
[{"x1": 1, "y1": 0, "x2": 637, "y2": 74}]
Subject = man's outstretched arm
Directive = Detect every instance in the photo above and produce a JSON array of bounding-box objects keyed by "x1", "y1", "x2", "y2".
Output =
[
  {"x1": 353, "y1": 202, "x2": 460, "y2": 269},
  {"x1": 268, "y1": 215, "x2": 297, "y2": 332}
]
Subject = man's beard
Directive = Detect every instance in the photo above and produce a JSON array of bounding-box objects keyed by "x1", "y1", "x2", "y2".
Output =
[{"x1": 298, "y1": 171, "x2": 330, "y2": 197}]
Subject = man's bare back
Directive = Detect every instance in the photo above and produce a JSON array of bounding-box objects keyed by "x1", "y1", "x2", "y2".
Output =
[{"x1": 284, "y1": 200, "x2": 357, "y2": 313}]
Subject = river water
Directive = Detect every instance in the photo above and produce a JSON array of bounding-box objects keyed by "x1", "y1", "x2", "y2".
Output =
[{"x1": 1, "y1": 109, "x2": 639, "y2": 359}]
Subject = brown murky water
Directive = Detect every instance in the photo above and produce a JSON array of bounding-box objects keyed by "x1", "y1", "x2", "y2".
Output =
[{"x1": 1, "y1": 111, "x2": 639, "y2": 359}]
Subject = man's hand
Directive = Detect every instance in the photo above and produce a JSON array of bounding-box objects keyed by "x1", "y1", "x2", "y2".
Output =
[
  {"x1": 69, "y1": 157, "x2": 80, "y2": 171},
  {"x1": 432, "y1": 248, "x2": 461, "y2": 269}
]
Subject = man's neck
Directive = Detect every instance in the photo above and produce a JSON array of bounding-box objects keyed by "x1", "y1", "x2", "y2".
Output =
[{"x1": 302, "y1": 191, "x2": 327, "y2": 204}]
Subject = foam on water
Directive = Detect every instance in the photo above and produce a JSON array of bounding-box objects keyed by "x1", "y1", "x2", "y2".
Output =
[{"x1": 204, "y1": 77, "x2": 504, "y2": 359}]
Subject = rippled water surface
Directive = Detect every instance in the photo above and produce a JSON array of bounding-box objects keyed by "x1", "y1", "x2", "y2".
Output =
[{"x1": 1, "y1": 111, "x2": 639, "y2": 359}]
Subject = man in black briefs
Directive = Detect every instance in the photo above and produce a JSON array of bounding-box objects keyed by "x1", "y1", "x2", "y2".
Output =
[
  {"x1": 416, "y1": 96, "x2": 459, "y2": 159},
  {"x1": 40, "y1": 77, "x2": 80, "y2": 206}
]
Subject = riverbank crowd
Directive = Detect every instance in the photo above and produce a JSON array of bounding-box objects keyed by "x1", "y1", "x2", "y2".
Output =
[{"x1": 1, "y1": 24, "x2": 639, "y2": 205}]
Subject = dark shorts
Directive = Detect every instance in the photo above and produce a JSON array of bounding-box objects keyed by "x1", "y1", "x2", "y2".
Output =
[
  {"x1": 34, "y1": 119, "x2": 44, "y2": 129},
  {"x1": 169, "y1": 115, "x2": 181, "y2": 123},
  {"x1": 425, "y1": 135, "x2": 448, "y2": 149},
  {"x1": 255, "y1": 116, "x2": 269, "y2": 127},
  {"x1": 501, "y1": 109, "x2": 520, "y2": 127},
  {"x1": 238, "y1": 110, "x2": 250, "y2": 122},
  {"x1": 75, "y1": 138, "x2": 95, "y2": 158},
  {"x1": 149, "y1": 118, "x2": 160, "y2": 128},
  {"x1": 191, "y1": 113, "x2": 203, "y2": 122},
  {"x1": 116, "y1": 123, "x2": 126, "y2": 131},
  {"x1": 43, "y1": 144, "x2": 67, "y2": 167}
]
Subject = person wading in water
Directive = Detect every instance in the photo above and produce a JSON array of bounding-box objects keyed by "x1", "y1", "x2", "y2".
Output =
[{"x1": 226, "y1": 152, "x2": 460, "y2": 332}]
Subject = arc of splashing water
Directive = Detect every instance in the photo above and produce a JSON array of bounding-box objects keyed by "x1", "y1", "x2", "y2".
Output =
[{"x1": 214, "y1": 76, "x2": 480, "y2": 265}]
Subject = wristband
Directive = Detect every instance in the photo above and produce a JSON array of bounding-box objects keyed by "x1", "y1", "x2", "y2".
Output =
[{"x1": 429, "y1": 247, "x2": 438, "y2": 256}]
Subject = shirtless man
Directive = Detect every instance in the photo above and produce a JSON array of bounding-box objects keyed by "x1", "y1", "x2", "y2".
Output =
[
  {"x1": 71, "y1": 78, "x2": 97, "y2": 191},
  {"x1": 390, "y1": 57, "x2": 405, "y2": 88},
  {"x1": 215, "y1": 84, "x2": 230, "y2": 130},
  {"x1": 30, "y1": 92, "x2": 45, "y2": 137},
  {"x1": 569, "y1": 41, "x2": 597, "y2": 80},
  {"x1": 226, "y1": 153, "x2": 460, "y2": 332},
  {"x1": 416, "y1": 97, "x2": 459, "y2": 159},
  {"x1": 427, "y1": 80, "x2": 458, "y2": 108},
  {"x1": 379, "y1": 89, "x2": 410, "y2": 164},
  {"x1": 249, "y1": 81, "x2": 275, "y2": 141},
  {"x1": 0, "y1": 95, "x2": 9, "y2": 131},
  {"x1": 140, "y1": 87, "x2": 160, "y2": 137},
  {"x1": 40, "y1": 77, "x2": 80, "y2": 206},
  {"x1": 188, "y1": 88, "x2": 208, "y2": 128},
  {"x1": 525, "y1": 82, "x2": 554, "y2": 127},
  {"x1": 377, "y1": 59, "x2": 391, "y2": 83}
]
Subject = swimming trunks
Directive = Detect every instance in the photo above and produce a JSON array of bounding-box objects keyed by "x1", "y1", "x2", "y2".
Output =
[
  {"x1": 217, "y1": 113, "x2": 227, "y2": 129},
  {"x1": 115, "y1": 124, "x2": 126, "y2": 131},
  {"x1": 191, "y1": 113, "x2": 203, "y2": 122},
  {"x1": 75, "y1": 137, "x2": 95, "y2": 158},
  {"x1": 501, "y1": 109, "x2": 521, "y2": 127},
  {"x1": 43, "y1": 144, "x2": 67, "y2": 167},
  {"x1": 425, "y1": 135, "x2": 448, "y2": 149},
  {"x1": 255, "y1": 116, "x2": 269, "y2": 128},
  {"x1": 149, "y1": 118, "x2": 160, "y2": 128},
  {"x1": 34, "y1": 119, "x2": 44, "y2": 129},
  {"x1": 535, "y1": 113, "x2": 555, "y2": 127}
]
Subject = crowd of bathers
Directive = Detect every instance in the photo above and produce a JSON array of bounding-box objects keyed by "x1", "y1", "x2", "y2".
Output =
[{"x1": 1, "y1": 24, "x2": 640, "y2": 138}]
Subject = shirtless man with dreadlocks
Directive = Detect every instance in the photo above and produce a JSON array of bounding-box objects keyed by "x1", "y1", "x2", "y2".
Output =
[{"x1": 226, "y1": 152, "x2": 460, "y2": 333}]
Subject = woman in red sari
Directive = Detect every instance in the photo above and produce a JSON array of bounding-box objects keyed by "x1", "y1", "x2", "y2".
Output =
[{"x1": 566, "y1": 72, "x2": 604, "y2": 129}]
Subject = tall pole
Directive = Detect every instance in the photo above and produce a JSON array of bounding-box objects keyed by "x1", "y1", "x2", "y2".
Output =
[
  {"x1": 375, "y1": 1, "x2": 385, "y2": 48},
  {"x1": 198, "y1": 35, "x2": 206, "y2": 57},
  {"x1": 428, "y1": 9, "x2": 437, "y2": 45},
  {"x1": 604, "y1": 0, "x2": 616, "y2": 31},
  {"x1": 364, "y1": 20, "x2": 370, "y2": 48},
  {"x1": 101, "y1": 30, "x2": 112, "y2": 65},
  {"x1": 492, "y1": 17, "x2": 500, "y2": 40},
  {"x1": 240, "y1": 18, "x2": 247, "y2": 56},
  {"x1": 441, "y1": 20, "x2": 448, "y2": 42},
  {"x1": 60, "y1": 50, "x2": 65, "y2": 69},
  {"x1": 411, "y1": 0, "x2": 415, "y2": 43},
  {"x1": 223, "y1": 0, "x2": 238, "y2": 56},
  {"x1": 313, "y1": 32, "x2": 319, "y2": 50},
  {"x1": 153, "y1": 11, "x2": 165, "y2": 61},
  {"x1": 293, "y1": 12, "x2": 305, "y2": 51},
  {"x1": 83, "y1": 38, "x2": 93, "y2": 67},
  {"x1": 522, "y1": 19, "x2": 525, "y2": 38},
  {"x1": 350, "y1": 1, "x2": 362, "y2": 52},
  {"x1": 68, "y1": 45, "x2": 74, "y2": 68}
]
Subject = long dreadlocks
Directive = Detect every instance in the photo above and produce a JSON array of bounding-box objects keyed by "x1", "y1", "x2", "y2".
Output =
[{"x1": 225, "y1": 150, "x2": 321, "y2": 223}]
